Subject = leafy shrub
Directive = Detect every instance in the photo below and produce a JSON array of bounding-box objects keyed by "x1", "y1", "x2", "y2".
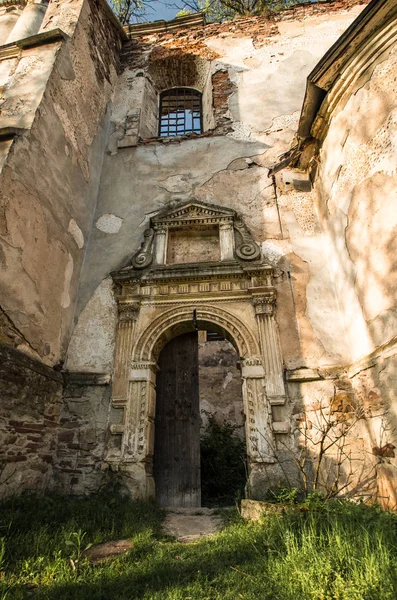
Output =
[{"x1": 200, "y1": 413, "x2": 247, "y2": 506}]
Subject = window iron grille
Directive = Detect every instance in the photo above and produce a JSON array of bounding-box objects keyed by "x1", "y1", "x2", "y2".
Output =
[{"x1": 159, "y1": 88, "x2": 202, "y2": 137}]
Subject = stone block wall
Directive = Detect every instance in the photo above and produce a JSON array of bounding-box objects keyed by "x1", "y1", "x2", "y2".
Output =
[
  {"x1": 54, "y1": 373, "x2": 112, "y2": 495},
  {"x1": 0, "y1": 343, "x2": 62, "y2": 498}
]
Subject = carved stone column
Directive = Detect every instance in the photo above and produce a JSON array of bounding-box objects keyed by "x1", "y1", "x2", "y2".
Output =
[
  {"x1": 219, "y1": 221, "x2": 235, "y2": 261},
  {"x1": 241, "y1": 357, "x2": 275, "y2": 463},
  {"x1": 153, "y1": 226, "x2": 168, "y2": 265},
  {"x1": 112, "y1": 301, "x2": 140, "y2": 408},
  {"x1": 253, "y1": 295, "x2": 286, "y2": 404}
]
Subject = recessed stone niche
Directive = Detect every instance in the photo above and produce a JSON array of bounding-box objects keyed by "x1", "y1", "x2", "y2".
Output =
[{"x1": 167, "y1": 225, "x2": 220, "y2": 264}]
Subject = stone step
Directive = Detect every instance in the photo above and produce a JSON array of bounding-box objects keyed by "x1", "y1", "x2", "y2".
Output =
[{"x1": 163, "y1": 507, "x2": 223, "y2": 542}]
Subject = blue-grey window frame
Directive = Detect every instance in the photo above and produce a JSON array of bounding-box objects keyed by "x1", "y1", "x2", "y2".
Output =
[{"x1": 158, "y1": 88, "x2": 203, "y2": 137}]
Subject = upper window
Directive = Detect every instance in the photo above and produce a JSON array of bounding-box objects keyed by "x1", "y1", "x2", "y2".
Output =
[{"x1": 159, "y1": 88, "x2": 202, "y2": 138}]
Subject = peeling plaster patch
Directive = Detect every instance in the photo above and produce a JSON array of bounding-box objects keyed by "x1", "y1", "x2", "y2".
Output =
[
  {"x1": 205, "y1": 36, "x2": 255, "y2": 68},
  {"x1": 265, "y1": 111, "x2": 300, "y2": 133},
  {"x1": 66, "y1": 277, "x2": 117, "y2": 373},
  {"x1": 95, "y1": 214, "x2": 123, "y2": 234},
  {"x1": 262, "y1": 241, "x2": 286, "y2": 265},
  {"x1": 288, "y1": 190, "x2": 317, "y2": 234},
  {"x1": 68, "y1": 218, "x2": 84, "y2": 249},
  {"x1": 61, "y1": 253, "x2": 74, "y2": 309},
  {"x1": 229, "y1": 121, "x2": 254, "y2": 141}
]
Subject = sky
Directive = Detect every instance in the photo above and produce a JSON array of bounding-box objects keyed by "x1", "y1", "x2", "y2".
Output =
[{"x1": 138, "y1": 0, "x2": 186, "y2": 21}]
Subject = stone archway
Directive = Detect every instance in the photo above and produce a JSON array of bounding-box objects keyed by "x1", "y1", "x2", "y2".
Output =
[{"x1": 104, "y1": 200, "x2": 289, "y2": 500}]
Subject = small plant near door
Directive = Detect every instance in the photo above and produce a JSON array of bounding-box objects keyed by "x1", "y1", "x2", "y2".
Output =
[{"x1": 200, "y1": 412, "x2": 247, "y2": 506}]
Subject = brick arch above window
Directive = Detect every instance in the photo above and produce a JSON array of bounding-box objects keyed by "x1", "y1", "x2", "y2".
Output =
[{"x1": 139, "y1": 51, "x2": 214, "y2": 139}]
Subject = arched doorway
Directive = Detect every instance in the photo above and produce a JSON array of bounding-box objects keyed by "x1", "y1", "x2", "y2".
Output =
[
  {"x1": 153, "y1": 328, "x2": 246, "y2": 508},
  {"x1": 107, "y1": 201, "x2": 288, "y2": 500}
]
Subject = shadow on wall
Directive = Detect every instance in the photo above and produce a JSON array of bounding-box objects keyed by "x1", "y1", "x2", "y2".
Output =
[{"x1": 310, "y1": 51, "x2": 397, "y2": 507}]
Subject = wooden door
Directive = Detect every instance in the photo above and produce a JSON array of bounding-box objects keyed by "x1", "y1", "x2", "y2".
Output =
[{"x1": 154, "y1": 332, "x2": 201, "y2": 507}]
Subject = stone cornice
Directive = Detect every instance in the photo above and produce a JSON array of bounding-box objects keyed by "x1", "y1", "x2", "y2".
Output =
[
  {"x1": 0, "y1": 27, "x2": 67, "y2": 58},
  {"x1": 63, "y1": 372, "x2": 111, "y2": 386},
  {"x1": 125, "y1": 12, "x2": 205, "y2": 38},
  {"x1": 0, "y1": 126, "x2": 28, "y2": 140},
  {"x1": 112, "y1": 261, "x2": 271, "y2": 285},
  {"x1": 151, "y1": 201, "x2": 236, "y2": 229},
  {"x1": 298, "y1": 0, "x2": 397, "y2": 142},
  {"x1": 270, "y1": 0, "x2": 396, "y2": 173}
]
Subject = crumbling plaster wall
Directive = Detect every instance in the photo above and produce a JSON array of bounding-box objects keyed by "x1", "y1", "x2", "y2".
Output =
[
  {"x1": 64, "y1": 2, "x2": 385, "y2": 500},
  {"x1": 0, "y1": 0, "x2": 124, "y2": 497},
  {"x1": 72, "y1": 4, "x2": 367, "y2": 376},
  {"x1": 0, "y1": 0, "x2": 123, "y2": 367},
  {"x1": 316, "y1": 43, "x2": 397, "y2": 362},
  {"x1": 309, "y1": 41, "x2": 397, "y2": 506}
]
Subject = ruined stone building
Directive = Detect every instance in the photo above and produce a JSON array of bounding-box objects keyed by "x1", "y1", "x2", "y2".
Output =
[{"x1": 0, "y1": 0, "x2": 396, "y2": 507}]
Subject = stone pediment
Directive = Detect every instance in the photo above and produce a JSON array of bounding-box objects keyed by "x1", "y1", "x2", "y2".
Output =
[
  {"x1": 151, "y1": 201, "x2": 235, "y2": 228},
  {"x1": 114, "y1": 200, "x2": 262, "y2": 272}
]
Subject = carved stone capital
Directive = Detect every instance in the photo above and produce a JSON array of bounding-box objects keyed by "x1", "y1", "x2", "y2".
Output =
[
  {"x1": 219, "y1": 221, "x2": 233, "y2": 231},
  {"x1": 118, "y1": 302, "x2": 140, "y2": 322},
  {"x1": 252, "y1": 295, "x2": 276, "y2": 315},
  {"x1": 153, "y1": 225, "x2": 167, "y2": 234},
  {"x1": 242, "y1": 356, "x2": 263, "y2": 367}
]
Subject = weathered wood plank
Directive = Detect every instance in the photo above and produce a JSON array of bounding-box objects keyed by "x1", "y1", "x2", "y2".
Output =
[{"x1": 154, "y1": 332, "x2": 201, "y2": 507}]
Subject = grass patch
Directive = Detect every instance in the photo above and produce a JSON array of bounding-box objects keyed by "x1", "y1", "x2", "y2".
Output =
[{"x1": 0, "y1": 491, "x2": 397, "y2": 599}]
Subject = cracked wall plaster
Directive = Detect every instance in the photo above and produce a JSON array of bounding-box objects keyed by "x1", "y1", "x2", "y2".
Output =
[
  {"x1": 0, "y1": 0, "x2": 123, "y2": 365},
  {"x1": 70, "y1": 6, "x2": 366, "y2": 373},
  {"x1": 205, "y1": 12, "x2": 361, "y2": 136},
  {"x1": 66, "y1": 277, "x2": 117, "y2": 373},
  {"x1": 316, "y1": 43, "x2": 397, "y2": 362}
]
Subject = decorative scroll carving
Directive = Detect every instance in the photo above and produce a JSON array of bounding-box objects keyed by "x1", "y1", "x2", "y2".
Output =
[
  {"x1": 131, "y1": 228, "x2": 154, "y2": 269},
  {"x1": 234, "y1": 219, "x2": 261, "y2": 261}
]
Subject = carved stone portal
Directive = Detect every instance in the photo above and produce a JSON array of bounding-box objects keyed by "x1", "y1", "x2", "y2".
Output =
[{"x1": 106, "y1": 200, "x2": 288, "y2": 500}]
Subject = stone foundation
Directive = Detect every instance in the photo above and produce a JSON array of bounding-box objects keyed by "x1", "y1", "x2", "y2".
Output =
[
  {"x1": 0, "y1": 343, "x2": 62, "y2": 498},
  {"x1": 53, "y1": 373, "x2": 112, "y2": 495}
]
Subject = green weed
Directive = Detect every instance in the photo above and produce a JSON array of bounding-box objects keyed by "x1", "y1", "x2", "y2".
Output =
[{"x1": 0, "y1": 491, "x2": 396, "y2": 599}]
